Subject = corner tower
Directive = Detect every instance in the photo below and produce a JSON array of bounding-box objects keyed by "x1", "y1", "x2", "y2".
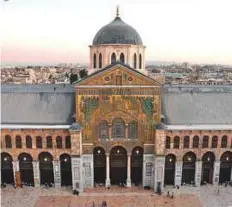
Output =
[{"x1": 89, "y1": 6, "x2": 146, "y2": 74}]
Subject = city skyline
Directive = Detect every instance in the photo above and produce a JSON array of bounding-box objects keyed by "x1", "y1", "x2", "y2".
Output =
[{"x1": 1, "y1": 0, "x2": 232, "y2": 65}]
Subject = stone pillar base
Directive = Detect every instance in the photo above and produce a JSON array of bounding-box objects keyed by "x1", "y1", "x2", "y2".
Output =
[
  {"x1": 126, "y1": 179, "x2": 131, "y2": 187},
  {"x1": 105, "y1": 179, "x2": 111, "y2": 187}
]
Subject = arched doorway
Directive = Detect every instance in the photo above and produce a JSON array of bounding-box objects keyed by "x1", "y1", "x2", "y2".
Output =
[
  {"x1": 18, "y1": 153, "x2": 34, "y2": 186},
  {"x1": 182, "y1": 152, "x2": 196, "y2": 184},
  {"x1": 1, "y1": 153, "x2": 14, "y2": 184},
  {"x1": 219, "y1": 151, "x2": 232, "y2": 183},
  {"x1": 60, "y1": 154, "x2": 72, "y2": 186},
  {"x1": 131, "y1": 147, "x2": 143, "y2": 185},
  {"x1": 38, "y1": 152, "x2": 54, "y2": 185},
  {"x1": 201, "y1": 152, "x2": 215, "y2": 183},
  {"x1": 93, "y1": 147, "x2": 106, "y2": 184},
  {"x1": 164, "y1": 154, "x2": 176, "y2": 185},
  {"x1": 110, "y1": 146, "x2": 127, "y2": 184}
]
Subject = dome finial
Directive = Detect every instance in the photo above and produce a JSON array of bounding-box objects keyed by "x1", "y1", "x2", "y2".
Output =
[{"x1": 116, "y1": 5, "x2": 120, "y2": 17}]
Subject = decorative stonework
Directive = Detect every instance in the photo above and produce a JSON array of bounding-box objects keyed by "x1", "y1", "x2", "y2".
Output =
[{"x1": 76, "y1": 66, "x2": 161, "y2": 144}]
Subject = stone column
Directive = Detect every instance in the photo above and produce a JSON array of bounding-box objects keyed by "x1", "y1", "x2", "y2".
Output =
[
  {"x1": 53, "y1": 160, "x2": 61, "y2": 187},
  {"x1": 105, "y1": 153, "x2": 110, "y2": 187},
  {"x1": 143, "y1": 154, "x2": 154, "y2": 188},
  {"x1": 12, "y1": 160, "x2": 19, "y2": 185},
  {"x1": 33, "y1": 161, "x2": 40, "y2": 186},
  {"x1": 126, "y1": 153, "x2": 131, "y2": 187},
  {"x1": 125, "y1": 124, "x2": 129, "y2": 139},
  {"x1": 175, "y1": 161, "x2": 183, "y2": 186},
  {"x1": 108, "y1": 124, "x2": 112, "y2": 140},
  {"x1": 154, "y1": 156, "x2": 165, "y2": 193},
  {"x1": 213, "y1": 160, "x2": 220, "y2": 185},
  {"x1": 195, "y1": 160, "x2": 202, "y2": 186},
  {"x1": 71, "y1": 155, "x2": 83, "y2": 193},
  {"x1": 82, "y1": 154, "x2": 94, "y2": 188}
]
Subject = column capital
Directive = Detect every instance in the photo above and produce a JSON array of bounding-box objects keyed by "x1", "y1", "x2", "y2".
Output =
[
  {"x1": 127, "y1": 152, "x2": 132, "y2": 156},
  {"x1": 106, "y1": 153, "x2": 110, "y2": 156}
]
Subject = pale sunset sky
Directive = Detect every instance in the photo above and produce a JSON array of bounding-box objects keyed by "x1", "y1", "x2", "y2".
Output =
[{"x1": 1, "y1": 0, "x2": 232, "y2": 65}]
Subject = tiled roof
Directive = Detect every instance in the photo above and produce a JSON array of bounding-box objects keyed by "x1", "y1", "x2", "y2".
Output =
[
  {"x1": 162, "y1": 84, "x2": 232, "y2": 125},
  {"x1": 1, "y1": 84, "x2": 76, "y2": 125}
]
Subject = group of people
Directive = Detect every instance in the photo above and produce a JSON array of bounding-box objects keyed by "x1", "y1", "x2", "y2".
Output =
[
  {"x1": 92, "y1": 201, "x2": 107, "y2": 207},
  {"x1": 166, "y1": 191, "x2": 174, "y2": 199},
  {"x1": 43, "y1": 182, "x2": 55, "y2": 188}
]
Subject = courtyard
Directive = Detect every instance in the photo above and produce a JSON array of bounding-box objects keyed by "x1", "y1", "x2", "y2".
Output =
[{"x1": 1, "y1": 185, "x2": 232, "y2": 207}]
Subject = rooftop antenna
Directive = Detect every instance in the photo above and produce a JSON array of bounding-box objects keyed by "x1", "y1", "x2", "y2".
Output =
[{"x1": 116, "y1": 5, "x2": 120, "y2": 17}]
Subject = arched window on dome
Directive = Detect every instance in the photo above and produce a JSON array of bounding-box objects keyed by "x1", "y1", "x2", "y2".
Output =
[
  {"x1": 99, "y1": 53, "x2": 102, "y2": 68},
  {"x1": 139, "y1": 54, "x2": 142, "y2": 69},
  {"x1": 93, "y1": 53, "x2": 97, "y2": 68},
  {"x1": 120, "y1": 53, "x2": 125, "y2": 63},
  {"x1": 111, "y1": 53, "x2": 116, "y2": 64},
  {"x1": 133, "y1": 53, "x2": 137, "y2": 69}
]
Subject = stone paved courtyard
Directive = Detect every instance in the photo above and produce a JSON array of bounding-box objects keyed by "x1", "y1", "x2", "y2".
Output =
[{"x1": 1, "y1": 185, "x2": 232, "y2": 207}]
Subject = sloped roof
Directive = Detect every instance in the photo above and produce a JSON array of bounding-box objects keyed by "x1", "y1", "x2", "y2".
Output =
[
  {"x1": 1, "y1": 84, "x2": 76, "y2": 125},
  {"x1": 1, "y1": 83, "x2": 232, "y2": 126},
  {"x1": 162, "y1": 84, "x2": 232, "y2": 125}
]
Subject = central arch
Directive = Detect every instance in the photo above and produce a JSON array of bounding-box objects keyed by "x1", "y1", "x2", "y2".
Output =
[
  {"x1": 219, "y1": 151, "x2": 232, "y2": 183},
  {"x1": 38, "y1": 152, "x2": 54, "y2": 185},
  {"x1": 164, "y1": 154, "x2": 176, "y2": 185},
  {"x1": 201, "y1": 152, "x2": 215, "y2": 183},
  {"x1": 110, "y1": 146, "x2": 127, "y2": 184},
  {"x1": 18, "y1": 153, "x2": 34, "y2": 186},
  {"x1": 60, "y1": 154, "x2": 72, "y2": 186},
  {"x1": 182, "y1": 152, "x2": 196, "y2": 184},
  {"x1": 131, "y1": 147, "x2": 143, "y2": 185},
  {"x1": 1, "y1": 152, "x2": 14, "y2": 184},
  {"x1": 93, "y1": 147, "x2": 106, "y2": 184}
]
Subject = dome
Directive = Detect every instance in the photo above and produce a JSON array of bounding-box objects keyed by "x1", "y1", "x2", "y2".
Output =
[{"x1": 92, "y1": 12, "x2": 143, "y2": 45}]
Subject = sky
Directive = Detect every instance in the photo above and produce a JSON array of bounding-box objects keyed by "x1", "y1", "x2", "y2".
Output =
[{"x1": 1, "y1": 0, "x2": 232, "y2": 65}]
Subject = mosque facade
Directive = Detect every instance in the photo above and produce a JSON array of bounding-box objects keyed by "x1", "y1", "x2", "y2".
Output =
[{"x1": 1, "y1": 8, "x2": 232, "y2": 193}]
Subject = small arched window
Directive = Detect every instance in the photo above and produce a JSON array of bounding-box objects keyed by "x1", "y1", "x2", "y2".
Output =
[
  {"x1": 93, "y1": 53, "x2": 97, "y2": 68},
  {"x1": 202, "y1": 136, "x2": 209, "y2": 148},
  {"x1": 193, "y1": 136, "x2": 199, "y2": 148},
  {"x1": 36, "y1": 136, "x2": 42, "y2": 148},
  {"x1": 183, "y1": 136, "x2": 190, "y2": 148},
  {"x1": 26, "y1": 135, "x2": 32, "y2": 148},
  {"x1": 139, "y1": 54, "x2": 142, "y2": 69},
  {"x1": 5, "y1": 135, "x2": 12, "y2": 148},
  {"x1": 16, "y1": 136, "x2": 22, "y2": 148},
  {"x1": 46, "y1": 136, "x2": 53, "y2": 148},
  {"x1": 174, "y1": 136, "x2": 180, "y2": 149},
  {"x1": 166, "y1": 136, "x2": 171, "y2": 149},
  {"x1": 120, "y1": 53, "x2": 125, "y2": 63},
  {"x1": 99, "y1": 120, "x2": 109, "y2": 139},
  {"x1": 56, "y1": 136, "x2": 62, "y2": 149},
  {"x1": 128, "y1": 121, "x2": 138, "y2": 139},
  {"x1": 112, "y1": 118, "x2": 125, "y2": 138},
  {"x1": 133, "y1": 53, "x2": 137, "y2": 69},
  {"x1": 111, "y1": 53, "x2": 116, "y2": 64},
  {"x1": 65, "y1": 136, "x2": 71, "y2": 149},
  {"x1": 99, "y1": 53, "x2": 102, "y2": 68},
  {"x1": 221, "y1": 135, "x2": 227, "y2": 148},
  {"x1": 212, "y1": 136, "x2": 218, "y2": 148}
]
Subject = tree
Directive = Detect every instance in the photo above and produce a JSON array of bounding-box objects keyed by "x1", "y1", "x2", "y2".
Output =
[
  {"x1": 79, "y1": 69, "x2": 88, "y2": 79},
  {"x1": 70, "y1": 73, "x2": 78, "y2": 84}
]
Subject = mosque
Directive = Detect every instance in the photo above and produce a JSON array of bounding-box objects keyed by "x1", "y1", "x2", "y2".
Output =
[{"x1": 1, "y1": 7, "x2": 232, "y2": 193}]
